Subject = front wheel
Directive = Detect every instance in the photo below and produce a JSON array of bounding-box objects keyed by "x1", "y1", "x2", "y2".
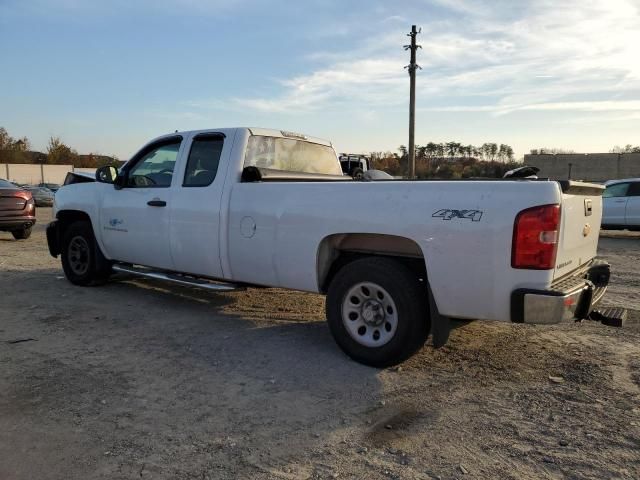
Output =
[
  {"x1": 61, "y1": 221, "x2": 111, "y2": 286},
  {"x1": 326, "y1": 257, "x2": 430, "y2": 367}
]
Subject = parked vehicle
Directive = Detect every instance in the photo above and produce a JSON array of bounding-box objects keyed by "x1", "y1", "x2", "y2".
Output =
[
  {"x1": 63, "y1": 171, "x2": 97, "y2": 186},
  {"x1": 47, "y1": 128, "x2": 610, "y2": 366},
  {"x1": 38, "y1": 182, "x2": 61, "y2": 192},
  {"x1": 339, "y1": 153, "x2": 371, "y2": 179},
  {"x1": 0, "y1": 178, "x2": 36, "y2": 240},
  {"x1": 23, "y1": 186, "x2": 55, "y2": 207},
  {"x1": 602, "y1": 178, "x2": 640, "y2": 230}
]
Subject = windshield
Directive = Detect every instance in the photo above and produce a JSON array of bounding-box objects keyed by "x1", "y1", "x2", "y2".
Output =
[{"x1": 244, "y1": 135, "x2": 342, "y2": 176}]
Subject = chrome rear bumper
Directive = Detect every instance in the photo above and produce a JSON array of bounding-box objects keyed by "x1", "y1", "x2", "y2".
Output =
[{"x1": 511, "y1": 261, "x2": 610, "y2": 324}]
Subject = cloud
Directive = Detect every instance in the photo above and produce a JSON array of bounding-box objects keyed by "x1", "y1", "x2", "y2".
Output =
[
  {"x1": 382, "y1": 15, "x2": 409, "y2": 23},
  {"x1": 193, "y1": 0, "x2": 640, "y2": 119},
  {"x1": 424, "y1": 100, "x2": 640, "y2": 116},
  {"x1": 235, "y1": 58, "x2": 405, "y2": 113}
]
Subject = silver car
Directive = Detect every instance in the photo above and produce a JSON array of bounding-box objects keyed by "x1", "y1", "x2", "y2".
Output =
[
  {"x1": 23, "y1": 186, "x2": 55, "y2": 207},
  {"x1": 602, "y1": 178, "x2": 640, "y2": 230}
]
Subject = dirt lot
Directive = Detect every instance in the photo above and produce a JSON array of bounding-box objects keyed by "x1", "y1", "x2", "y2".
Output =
[{"x1": 1, "y1": 208, "x2": 639, "y2": 480}]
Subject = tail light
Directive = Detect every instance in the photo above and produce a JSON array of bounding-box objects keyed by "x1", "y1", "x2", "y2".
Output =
[{"x1": 512, "y1": 204, "x2": 561, "y2": 270}]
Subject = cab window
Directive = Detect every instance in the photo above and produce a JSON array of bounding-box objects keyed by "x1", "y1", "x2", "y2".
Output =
[
  {"x1": 127, "y1": 139, "x2": 182, "y2": 188},
  {"x1": 603, "y1": 183, "x2": 629, "y2": 198},
  {"x1": 183, "y1": 135, "x2": 224, "y2": 187}
]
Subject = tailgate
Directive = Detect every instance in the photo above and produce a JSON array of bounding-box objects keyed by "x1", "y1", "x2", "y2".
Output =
[{"x1": 553, "y1": 181, "x2": 604, "y2": 280}]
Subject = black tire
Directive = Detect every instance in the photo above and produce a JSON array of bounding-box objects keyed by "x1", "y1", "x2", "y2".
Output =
[
  {"x1": 350, "y1": 167, "x2": 364, "y2": 180},
  {"x1": 326, "y1": 257, "x2": 430, "y2": 367},
  {"x1": 12, "y1": 227, "x2": 32, "y2": 240},
  {"x1": 61, "y1": 221, "x2": 111, "y2": 286}
]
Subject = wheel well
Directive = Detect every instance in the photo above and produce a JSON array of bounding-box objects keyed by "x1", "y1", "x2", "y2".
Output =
[
  {"x1": 57, "y1": 210, "x2": 92, "y2": 231},
  {"x1": 48, "y1": 210, "x2": 93, "y2": 257},
  {"x1": 56, "y1": 210, "x2": 94, "y2": 247},
  {"x1": 317, "y1": 233, "x2": 427, "y2": 293}
]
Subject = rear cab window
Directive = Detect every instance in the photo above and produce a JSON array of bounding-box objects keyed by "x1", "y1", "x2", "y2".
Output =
[{"x1": 244, "y1": 135, "x2": 342, "y2": 176}]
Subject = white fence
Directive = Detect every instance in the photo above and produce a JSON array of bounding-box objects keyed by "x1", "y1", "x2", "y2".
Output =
[{"x1": 2, "y1": 164, "x2": 96, "y2": 185}]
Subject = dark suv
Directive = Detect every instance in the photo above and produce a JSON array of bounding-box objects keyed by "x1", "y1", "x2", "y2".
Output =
[{"x1": 0, "y1": 179, "x2": 36, "y2": 239}]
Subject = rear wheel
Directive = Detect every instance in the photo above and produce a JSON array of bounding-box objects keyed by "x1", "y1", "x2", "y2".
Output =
[
  {"x1": 326, "y1": 257, "x2": 429, "y2": 367},
  {"x1": 12, "y1": 227, "x2": 32, "y2": 240},
  {"x1": 61, "y1": 221, "x2": 111, "y2": 285}
]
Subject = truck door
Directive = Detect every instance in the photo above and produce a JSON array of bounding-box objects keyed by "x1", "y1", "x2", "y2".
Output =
[
  {"x1": 99, "y1": 136, "x2": 184, "y2": 270},
  {"x1": 602, "y1": 182, "x2": 629, "y2": 226},
  {"x1": 168, "y1": 132, "x2": 229, "y2": 279},
  {"x1": 625, "y1": 181, "x2": 640, "y2": 227}
]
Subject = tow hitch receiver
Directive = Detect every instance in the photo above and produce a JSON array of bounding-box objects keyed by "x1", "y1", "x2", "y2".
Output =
[{"x1": 588, "y1": 308, "x2": 627, "y2": 328}]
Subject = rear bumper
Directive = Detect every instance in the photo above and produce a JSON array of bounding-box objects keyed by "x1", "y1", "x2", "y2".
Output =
[
  {"x1": 0, "y1": 215, "x2": 36, "y2": 231},
  {"x1": 511, "y1": 261, "x2": 610, "y2": 324}
]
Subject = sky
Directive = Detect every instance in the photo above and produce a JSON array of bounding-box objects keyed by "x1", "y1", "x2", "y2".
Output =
[{"x1": 1, "y1": 0, "x2": 639, "y2": 160}]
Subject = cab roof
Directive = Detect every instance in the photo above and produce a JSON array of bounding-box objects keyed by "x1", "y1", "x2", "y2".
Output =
[{"x1": 165, "y1": 127, "x2": 332, "y2": 147}]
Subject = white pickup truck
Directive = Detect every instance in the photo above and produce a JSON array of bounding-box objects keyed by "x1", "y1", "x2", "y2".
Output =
[{"x1": 47, "y1": 127, "x2": 611, "y2": 366}]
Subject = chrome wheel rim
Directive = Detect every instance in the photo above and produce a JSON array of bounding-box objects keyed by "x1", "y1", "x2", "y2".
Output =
[
  {"x1": 68, "y1": 236, "x2": 90, "y2": 276},
  {"x1": 341, "y1": 282, "x2": 398, "y2": 347}
]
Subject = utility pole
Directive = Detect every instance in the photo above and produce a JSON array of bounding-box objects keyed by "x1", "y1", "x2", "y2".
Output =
[{"x1": 405, "y1": 25, "x2": 421, "y2": 179}]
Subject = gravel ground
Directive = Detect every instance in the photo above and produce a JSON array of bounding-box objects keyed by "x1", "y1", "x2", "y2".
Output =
[{"x1": 1, "y1": 209, "x2": 639, "y2": 479}]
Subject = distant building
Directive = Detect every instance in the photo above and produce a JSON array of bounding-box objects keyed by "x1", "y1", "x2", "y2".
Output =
[{"x1": 524, "y1": 153, "x2": 640, "y2": 182}]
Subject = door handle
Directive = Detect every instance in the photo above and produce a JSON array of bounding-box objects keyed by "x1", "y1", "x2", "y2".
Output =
[
  {"x1": 147, "y1": 200, "x2": 167, "y2": 207},
  {"x1": 615, "y1": 200, "x2": 627, "y2": 203}
]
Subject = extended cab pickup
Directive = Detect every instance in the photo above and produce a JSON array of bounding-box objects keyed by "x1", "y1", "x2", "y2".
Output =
[{"x1": 47, "y1": 127, "x2": 610, "y2": 366}]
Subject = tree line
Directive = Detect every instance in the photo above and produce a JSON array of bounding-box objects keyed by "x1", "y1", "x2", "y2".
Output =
[
  {"x1": 529, "y1": 145, "x2": 640, "y2": 154},
  {"x1": 0, "y1": 127, "x2": 119, "y2": 168},
  {"x1": 370, "y1": 141, "x2": 518, "y2": 179},
  {"x1": 610, "y1": 144, "x2": 640, "y2": 154}
]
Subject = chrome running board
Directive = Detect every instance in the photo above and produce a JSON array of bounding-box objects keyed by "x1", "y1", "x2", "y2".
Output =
[{"x1": 112, "y1": 264, "x2": 239, "y2": 292}]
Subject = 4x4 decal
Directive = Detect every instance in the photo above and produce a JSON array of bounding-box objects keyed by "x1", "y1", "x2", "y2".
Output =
[{"x1": 432, "y1": 209, "x2": 483, "y2": 222}]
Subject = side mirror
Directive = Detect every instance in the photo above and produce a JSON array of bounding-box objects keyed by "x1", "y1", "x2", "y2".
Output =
[{"x1": 96, "y1": 165, "x2": 118, "y2": 184}]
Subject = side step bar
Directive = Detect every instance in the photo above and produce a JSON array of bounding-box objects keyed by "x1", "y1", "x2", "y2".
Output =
[
  {"x1": 112, "y1": 264, "x2": 239, "y2": 292},
  {"x1": 588, "y1": 308, "x2": 627, "y2": 328}
]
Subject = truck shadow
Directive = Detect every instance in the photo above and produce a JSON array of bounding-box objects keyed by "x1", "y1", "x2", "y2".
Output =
[{"x1": 4, "y1": 269, "x2": 395, "y2": 478}]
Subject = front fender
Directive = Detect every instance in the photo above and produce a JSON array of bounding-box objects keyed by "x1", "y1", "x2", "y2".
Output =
[{"x1": 53, "y1": 183, "x2": 110, "y2": 258}]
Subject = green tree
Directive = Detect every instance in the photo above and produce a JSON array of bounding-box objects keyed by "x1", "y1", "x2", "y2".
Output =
[
  {"x1": 498, "y1": 144, "x2": 514, "y2": 162},
  {"x1": 47, "y1": 136, "x2": 78, "y2": 165},
  {"x1": 0, "y1": 127, "x2": 32, "y2": 164},
  {"x1": 445, "y1": 141, "x2": 461, "y2": 160}
]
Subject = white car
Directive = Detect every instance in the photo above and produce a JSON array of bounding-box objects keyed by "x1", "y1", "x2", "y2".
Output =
[
  {"x1": 602, "y1": 178, "x2": 640, "y2": 230},
  {"x1": 46, "y1": 127, "x2": 610, "y2": 366}
]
